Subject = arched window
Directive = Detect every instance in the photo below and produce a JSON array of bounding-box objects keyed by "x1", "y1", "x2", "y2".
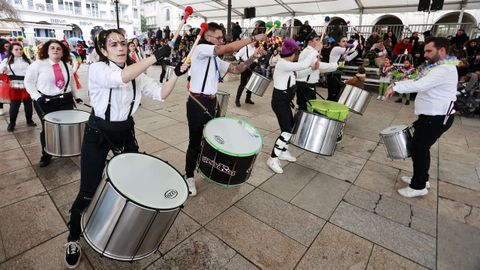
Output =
[{"x1": 166, "y1": 8, "x2": 170, "y2": 21}]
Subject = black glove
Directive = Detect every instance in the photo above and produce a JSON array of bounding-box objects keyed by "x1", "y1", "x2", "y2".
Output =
[
  {"x1": 75, "y1": 98, "x2": 83, "y2": 104},
  {"x1": 154, "y1": 45, "x2": 171, "y2": 63},
  {"x1": 174, "y1": 60, "x2": 190, "y2": 77},
  {"x1": 36, "y1": 96, "x2": 47, "y2": 104}
]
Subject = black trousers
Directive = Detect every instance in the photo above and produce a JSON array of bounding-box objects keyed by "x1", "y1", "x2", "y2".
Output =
[
  {"x1": 410, "y1": 115, "x2": 454, "y2": 190},
  {"x1": 67, "y1": 121, "x2": 138, "y2": 241},
  {"x1": 160, "y1": 61, "x2": 167, "y2": 82},
  {"x1": 9, "y1": 99, "x2": 33, "y2": 126},
  {"x1": 296, "y1": 82, "x2": 316, "y2": 111},
  {"x1": 236, "y1": 69, "x2": 253, "y2": 101},
  {"x1": 185, "y1": 96, "x2": 216, "y2": 178},
  {"x1": 326, "y1": 72, "x2": 342, "y2": 101},
  {"x1": 272, "y1": 87, "x2": 295, "y2": 133},
  {"x1": 33, "y1": 96, "x2": 74, "y2": 156}
]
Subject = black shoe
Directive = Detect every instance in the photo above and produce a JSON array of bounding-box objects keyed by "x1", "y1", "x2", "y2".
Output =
[
  {"x1": 7, "y1": 123, "x2": 14, "y2": 132},
  {"x1": 395, "y1": 98, "x2": 402, "y2": 103},
  {"x1": 235, "y1": 100, "x2": 241, "y2": 107},
  {"x1": 245, "y1": 99, "x2": 255, "y2": 104},
  {"x1": 405, "y1": 100, "x2": 410, "y2": 105},
  {"x1": 39, "y1": 155, "x2": 52, "y2": 167},
  {"x1": 64, "y1": 241, "x2": 81, "y2": 269},
  {"x1": 26, "y1": 120, "x2": 37, "y2": 127}
]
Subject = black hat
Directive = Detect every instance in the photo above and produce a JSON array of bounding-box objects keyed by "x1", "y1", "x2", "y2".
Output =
[{"x1": 304, "y1": 30, "x2": 319, "y2": 44}]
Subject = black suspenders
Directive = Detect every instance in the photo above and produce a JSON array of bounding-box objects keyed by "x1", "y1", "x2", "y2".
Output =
[{"x1": 104, "y1": 79, "x2": 136, "y2": 122}]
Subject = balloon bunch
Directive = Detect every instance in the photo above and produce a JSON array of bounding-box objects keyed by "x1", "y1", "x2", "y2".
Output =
[{"x1": 265, "y1": 20, "x2": 282, "y2": 35}]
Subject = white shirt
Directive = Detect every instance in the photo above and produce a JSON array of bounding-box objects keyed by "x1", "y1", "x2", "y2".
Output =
[
  {"x1": 393, "y1": 64, "x2": 457, "y2": 116},
  {"x1": 273, "y1": 58, "x2": 315, "y2": 90},
  {"x1": 235, "y1": 44, "x2": 255, "y2": 62},
  {"x1": 88, "y1": 61, "x2": 163, "y2": 121},
  {"x1": 0, "y1": 57, "x2": 30, "y2": 77},
  {"x1": 329, "y1": 41, "x2": 359, "y2": 64},
  {"x1": 190, "y1": 44, "x2": 230, "y2": 95},
  {"x1": 296, "y1": 45, "x2": 338, "y2": 83},
  {"x1": 24, "y1": 59, "x2": 77, "y2": 100}
]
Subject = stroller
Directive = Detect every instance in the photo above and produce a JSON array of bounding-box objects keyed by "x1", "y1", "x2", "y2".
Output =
[{"x1": 456, "y1": 72, "x2": 480, "y2": 116}]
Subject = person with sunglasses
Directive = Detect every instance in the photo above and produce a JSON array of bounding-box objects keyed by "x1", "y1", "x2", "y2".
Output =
[{"x1": 184, "y1": 22, "x2": 266, "y2": 196}]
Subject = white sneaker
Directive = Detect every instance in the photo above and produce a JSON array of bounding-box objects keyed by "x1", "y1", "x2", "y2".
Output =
[
  {"x1": 278, "y1": 150, "x2": 296, "y2": 162},
  {"x1": 0, "y1": 109, "x2": 3, "y2": 116},
  {"x1": 398, "y1": 186, "x2": 428, "y2": 198},
  {"x1": 400, "y1": 176, "x2": 430, "y2": 189},
  {"x1": 381, "y1": 96, "x2": 385, "y2": 101},
  {"x1": 376, "y1": 95, "x2": 382, "y2": 100},
  {"x1": 267, "y1": 157, "x2": 283, "y2": 174},
  {"x1": 186, "y1": 177, "x2": 197, "y2": 197}
]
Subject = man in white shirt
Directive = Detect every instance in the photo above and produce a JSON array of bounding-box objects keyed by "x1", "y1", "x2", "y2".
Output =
[
  {"x1": 296, "y1": 31, "x2": 338, "y2": 110},
  {"x1": 385, "y1": 37, "x2": 457, "y2": 198},
  {"x1": 185, "y1": 22, "x2": 266, "y2": 196},
  {"x1": 234, "y1": 40, "x2": 256, "y2": 107}
]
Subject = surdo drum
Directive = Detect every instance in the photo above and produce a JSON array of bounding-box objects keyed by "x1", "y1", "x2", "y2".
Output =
[
  {"x1": 245, "y1": 72, "x2": 271, "y2": 97},
  {"x1": 215, "y1": 90, "x2": 230, "y2": 117},
  {"x1": 198, "y1": 117, "x2": 262, "y2": 186},
  {"x1": 43, "y1": 110, "x2": 90, "y2": 157},
  {"x1": 379, "y1": 125, "x2": 413, "y2": 160},
  {"x1": 81, "y1": 153, "x2": 188, "y2": 261}
]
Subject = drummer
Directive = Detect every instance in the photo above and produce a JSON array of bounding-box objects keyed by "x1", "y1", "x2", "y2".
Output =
[
  {"x1": 0, "y1": 42, "x2": 37, "y2": 132},
  {"x1": 185, "y1": 22, "x2": 266, "y2": 196},
  {"x1": 385, "y1": 37, "x2": 457, "y2": 198},
  {"x1": 63, "y1": 29, "x2": 188, "y2": 269},
  {"x1": 234, "y1": 38, "x2": 257, "y2": 107},
  {"x1": 296, "y1": 30, "x2": 338, "y2": 111},
  {"x1": 327, "y1": 36, "x2": 359, "y2": 101},
  {"x1": 24, "y1": 40, "x2": 82, "y2": 167},
  {"x1": 267, "y1": 38, "x2": 320, "y2": 174}
]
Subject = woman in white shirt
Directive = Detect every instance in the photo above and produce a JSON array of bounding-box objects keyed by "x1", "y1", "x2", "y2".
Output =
[
  {"x1": 327, "y1": 37, "x2": 359, "y2": 101},
  {"x1": 63, "y1": 29, "x2": 187, "y2": 269},
  {"x1": 24, "y1": 39, "x2": 81, "y2": 167},
  {"x1": 267, "y1": 38, "x2": 319, "y2": 174},
  {"x1": 0, "y1": 43, "x2": 36, "y2": 131}
]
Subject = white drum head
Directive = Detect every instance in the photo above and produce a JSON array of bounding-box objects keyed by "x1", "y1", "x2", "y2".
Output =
[
  {"x1": 107, "y1": 153, "x2": 188, "y2": 209},
  {"x1": 44, "y1": 110, "x2": 90, "y2": 124},
  {"x1": 380, "y1": 125, "x2": 409, "y2": 135},
  {"x1": 203, "y1": 117, "x2": 262, "y2": 157}
]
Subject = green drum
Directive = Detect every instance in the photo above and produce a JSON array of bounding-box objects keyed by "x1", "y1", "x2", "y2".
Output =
[{"x1": 307, "y1": 99, "x2": 349, "y2": 122}]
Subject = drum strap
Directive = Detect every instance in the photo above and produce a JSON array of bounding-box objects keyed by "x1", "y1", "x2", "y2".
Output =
[
  {"x1": 8, "y1": 63, "x2": 24, "y2": 81},
  {"x1": 201, "y1": 58, "x2": 211, "y2": 93},
  {"x1": 105, "y1": 79, "x2": 136, "y2": 122}
]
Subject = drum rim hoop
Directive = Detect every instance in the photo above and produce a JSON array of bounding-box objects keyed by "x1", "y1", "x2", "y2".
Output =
[
  {"x1": 203, "y1": 116, "x2": 263, "y2": 157},
  {"x1": 297, "y1": 109, "x2": 344, "y2": 123},
  {"x1": 106, "y1": 152, "x2": 189, "y2": 210},
  {"x1": 379, "y1": 124, "x2": 410, "y2": 136},
  {"x1": 44, "y1": 109, "x2": 90, "y2": 124},
  {"x1": 250, "y1": 72, "x2": 270, "y2": 81}
]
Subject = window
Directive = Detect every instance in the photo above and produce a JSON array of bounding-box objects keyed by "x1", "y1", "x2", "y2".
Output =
[
  {"x1": 133, "y1": 8, "x2": 138, "y2": 18},
  {"x1": 45, "y1": 0, "x2": 53, "y2": 11},
  {"x1": 74, "y1": 0, "x2": 81, "y2": 15},
  {"x1": 28, "y1": 0, "x2": 33, "y2": 9},
  {"x1": 165, "y1": 8, "x2": 170, "y2": 21},
  {"x1": 131, "y1": 0, "x2": 136, "y2": 6},
  {"x1": 146, "y1": 16, "x2": 156, "y2": 25},
  {"x1": 13, "y1": 0, "x2": 22, "y2": 6},
  {"x1": 58, "y1": 0, "x2": 64, "y2": 10},
  {"x1": 86, "y1": 2, "x2": 99, "y2": 17},
  {"x1": 34, "y1": 28, "x2": 55, "y2": 38}
]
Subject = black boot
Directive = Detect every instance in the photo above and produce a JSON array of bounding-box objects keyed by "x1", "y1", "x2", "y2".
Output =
[
  {"x1": 235, "y1": 100, "x2": 241, "y2": 107},
  {"x1": 39, "y1": 154, "x2": 52, "y2": 167},
  {"x1": 245, "y1": 91, "x2": 254, "y2": 104},
  {"x1": 7, "y1": 123, "x2": 14, "y2": 132}
]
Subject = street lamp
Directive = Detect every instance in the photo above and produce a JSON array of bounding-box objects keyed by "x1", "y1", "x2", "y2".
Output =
[{"x1": 114, "y1": 0, "x2": 120, "y2": 29}]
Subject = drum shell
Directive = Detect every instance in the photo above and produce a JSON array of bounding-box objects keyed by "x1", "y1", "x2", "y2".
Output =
[
  {"x1": 216, "y1": 91, "x2": 230, "y2": 117},
  {"x1": 290, "y1": 110, "x2": 343, "y2": 156},
  {"x1": 165, "y1": 65, "x2": 175, "y2": 81},
  {"x1": 81, "y1": 176, "x2": 180, "y2": 261},
  {"x1": 338, "y1": 85, "x2": 371, "y2": 115},
  {"x1": 380, "y1": 127, "x2": 413, "y2": 160},
  {"x1": 44, "y1": 116, "x2": 86, "y2": 157},
  {"x1": 198, "y1": 138, "x2": 257, "y2": 186},
  {"x1": 245, "y1": 72, "x2": 271, "y2": 97}
]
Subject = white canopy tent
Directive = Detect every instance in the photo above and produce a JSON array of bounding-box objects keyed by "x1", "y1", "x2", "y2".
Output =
[{"x1": 164, "y1": 0, "x2": 480, "y2": 20}]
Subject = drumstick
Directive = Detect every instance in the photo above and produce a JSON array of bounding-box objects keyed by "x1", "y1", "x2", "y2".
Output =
[
  {"x1": 184, "y1": 23, "x2": 208, "y2": 65},
  {"x1": 319, "y1": 16, "x2": 331, "y2": 42},
  {"x1": 170, "y1": 6, "x2": 193, "y2": 47}
]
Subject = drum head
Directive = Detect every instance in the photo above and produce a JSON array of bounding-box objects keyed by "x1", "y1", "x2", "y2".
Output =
[
  {"x1": 203, "y1": 117, "x2": 262, "y2": 157},
  {"x1": 107, "y1": 153, "x2": 188, "y2": 209},
  {"x1": 44, "y1": 110, "x2": 90, "y2": 124},
  {"x1": 380, "y1": 125, "x2": 409, "y2": 135}
]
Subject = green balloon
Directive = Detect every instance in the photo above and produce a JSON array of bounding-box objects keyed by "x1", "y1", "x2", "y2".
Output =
[
  {"x1": 265, "y1": 22, "x2": 273, "y2": 29},
  {"x1": 274, "y1": 20, "x2": 281, "y2": 28}
]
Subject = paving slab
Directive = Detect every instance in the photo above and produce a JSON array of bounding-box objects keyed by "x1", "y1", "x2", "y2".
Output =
[
  {"x1": 439, "y1": 142, "x2": 480, "y2": 166},
  {"x1": 375, "y1": 195, "x2": 412, "y2": 226},
  {"x1": 296, "y1": 223, "x2": 372, "y2": 270},
  {"x1": 33, "y1": 158, "x2": 81, "y2": 191},
  {"x1": 354, "y1": 160, "x2": 399, "y2": 196},
  {"x1": 438, "y1": 159, "x2": 480, "y2": 191},
  {"x1": 336, "y1": 134, "x2": 378, "y2": 160},
  {"x1": 246, "y1": 165, "x2": 275, "y2": 187},
  {"x1": 296, "y1": 151, "x2": 364, "y2": 182},
  {"x1": 0, "y1": 148, "x2": 31, "y2": 175},
  {"x1": 151, "y1": 146, "x2": 186, "y2": 174},
  {"x1": 438, "y1": 216, "x2": 480, "y2": 270},
  {"x1": 411, "y1": 205, "x2": 437, "y2": 237},
  {"x1": 182, "y1": 181, "x2": 254, "y2": 225},
  {"x1": 136, "y1": 133, "x2": 170, "y2": 154},
  {"x1": 149, "y1": 122, "x2": 189, "y2": 145},
  {"x1": 0, "y1": 134, "x2": 20, "y2": 152},
  {"x1": 236, "y1": 189, "x2": 325, "y2": 246},
  {"x1": 135, "y1": 115, "x2": 178, "y2": 133},
  {"x1": 0, "y1": 167, "x2": 43, "y2": 208},
  {"x1": 49, "y1": 180, "x2": 80, "y2": 222},
  {"x1": 223, "y1": 254, "x2": 260, "y2": 270},
  {"x1": 0, "y1": 194, "x2": 67, "y2": 259},
  {"x1": 259, "y1": 163, "x2": 317, "y2": 202},
  {"x1": 330, "y1": 202, "x2": 436, "y2": 269},
  {"x1": 0, "y1": 232, "x2": 92, "y2": 270},
  {"x1": 147, "y1": 228, "x2": 237, "y2": 270},
  {"x1": 291, "y1": 172, "x2": 350, "y2": 219},
  {"x1": 438, "y1": 197, "x2": 471, "y2": 224},
  {"x1": 206, "y1": 207, "x2": 306, "y2": 270},
  {"x1": 366, "y1": 245, "x2": 427, "y2": 270},
  {"x1": 439, "y1": 181, "x2": 480, "y2": 209},
  {"x1": 159, "y1": 211, "x2": 201, "y2": 254},
  {"x1": 343, "y1": 184, "x2": 380, "y2": 211}
]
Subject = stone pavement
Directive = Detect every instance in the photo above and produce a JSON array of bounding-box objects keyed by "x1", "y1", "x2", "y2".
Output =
[{"x1": 0, "y1": 65, "x2": 479, "y2": 270}]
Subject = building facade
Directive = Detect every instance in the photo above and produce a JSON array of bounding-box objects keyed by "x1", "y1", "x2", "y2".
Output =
[{"x1": 1, "y1": 0, "x2": 142, "y2": 43}]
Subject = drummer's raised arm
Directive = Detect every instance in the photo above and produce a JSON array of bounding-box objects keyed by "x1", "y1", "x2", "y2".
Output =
[
  {"x1": 214, "y1": 34, "x2": 266, "y2": 56},
  {"x1": 228, "y1": 46, "x2": 266, "y2": 74}
]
